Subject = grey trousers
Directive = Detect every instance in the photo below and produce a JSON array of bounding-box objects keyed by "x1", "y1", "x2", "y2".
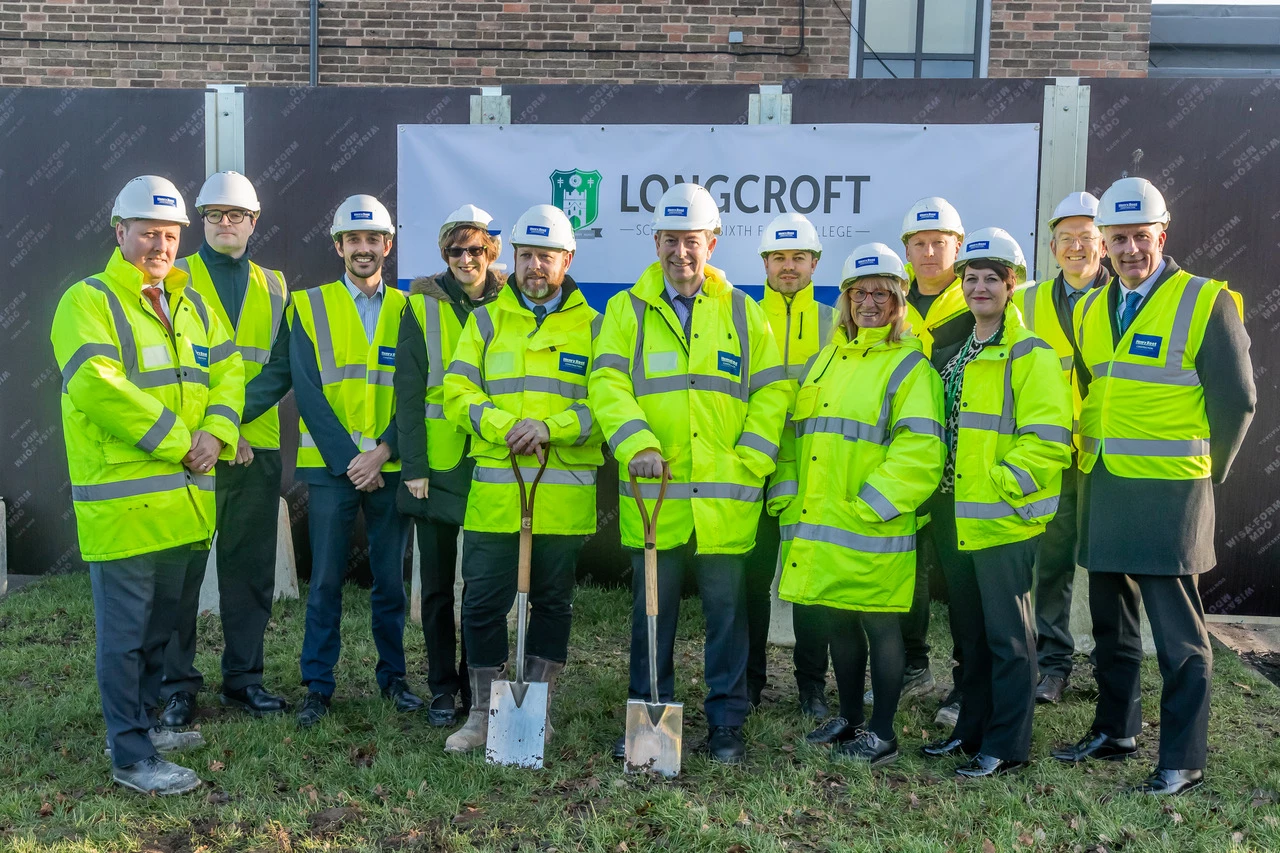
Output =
[{"x1": 90, "y1": 545, "x2": 210, "y2": 768}]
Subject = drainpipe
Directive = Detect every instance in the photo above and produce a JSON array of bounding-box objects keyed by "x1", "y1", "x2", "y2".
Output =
[{"x1": 309, "y1": 0, "x2": 319, "y2": 86}]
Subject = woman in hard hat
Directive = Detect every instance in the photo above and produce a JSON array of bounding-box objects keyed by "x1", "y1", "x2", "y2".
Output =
[
  {"x1": 774, "y1": 242, "x2": 945, "y2": 766},
  {"x1": 395, "y1": 204, "x2": 505, "y2": 728},
  {"x1": 918, "y1": 228, "x2": 1073, "y2": 778}
]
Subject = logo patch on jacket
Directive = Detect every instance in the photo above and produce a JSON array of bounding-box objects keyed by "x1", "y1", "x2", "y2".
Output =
[
  {"x1": 559, "y1": 352, "x2": 588, "y2": 375},
  {"x1": 378, "y1": 346, "x2": 396, "y2": 366},
  {"x1": 191, "y1": 344, "x2": 209, "y2": 367},
  {"x1": 717, "y1": 351, "x2": 741, "y2": 376},
  {"x1": 1129, "y1": 334, "x2": 1162, "y2": 358}
]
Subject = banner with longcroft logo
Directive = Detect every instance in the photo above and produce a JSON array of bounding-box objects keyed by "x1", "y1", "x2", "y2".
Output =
[{"x1": 397, "y1": 123, "x2": 1041, "y2": 306}]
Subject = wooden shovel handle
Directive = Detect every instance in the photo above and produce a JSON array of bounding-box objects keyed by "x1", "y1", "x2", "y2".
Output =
[
  {"x1": 511, "y1": 449, "x2": 549, "y2": 595},
  {"x1": 629, "y1": 463, "x2": 670, "y2": 618}
]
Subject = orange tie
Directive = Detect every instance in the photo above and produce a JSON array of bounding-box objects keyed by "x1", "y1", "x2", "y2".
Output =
[{"x1": 142, "y1": 286, "x2": 172, "y2": 333}]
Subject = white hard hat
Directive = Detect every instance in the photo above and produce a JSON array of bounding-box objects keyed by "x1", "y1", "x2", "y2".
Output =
[
  {"x1": 1094, "y1": 177, "x2": 1171, "y2": 228},
  {"x1": 195, "y1": 170, "x2": 260, "y2": 214},
  {"x1": 511, "y1": 204, "x2": 576, "y2": 252},
  {"x1": 110, "y1": 175, "x2": 190, "y2": 226},
  {"x1": 439, "y1": 203, "x2": 496, "y2": 240},
  {"x1": 331, "y1": 194, "x2": 395, "y2": 238},
  {"x1": 901, "y1": 196, "x2": 964, "y2": 242},
  {"x1": 955, "y1": 227, "x2": 1027, "y2": 284},
  {"x1": 1048, "y1": 191, "x2": 1098, "y2": 229},
  {"x1": 652, "y1": 183, "x2": 722, "y2": 235},
  {"x1": 758, "y1": 212, "x2": 822, "y2": 257},
  {"x1": 840, "y1": 242, "x2": 908, "y2": 288}
]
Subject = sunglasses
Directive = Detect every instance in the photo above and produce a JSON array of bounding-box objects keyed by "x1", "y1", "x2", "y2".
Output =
[
  {"x1": 446, "y1": 246, "x2": 486, "y2": 259},
  {"x1": 850, "y1": 289, "x2": 892, "y2": 304},
  {"x1": 202, "y1": 209, "x2": 254, "y2": 224}
]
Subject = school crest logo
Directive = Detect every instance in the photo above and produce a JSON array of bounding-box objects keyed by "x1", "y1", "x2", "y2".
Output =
[{"x1": 550, "y1": 169, "x2": 602, "y2": 232}]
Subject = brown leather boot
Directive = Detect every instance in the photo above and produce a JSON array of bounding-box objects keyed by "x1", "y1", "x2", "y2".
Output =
[
  {"x1": 524, "y1": 656, "x2": 565, "y2": 744},
  {"x1": 443, "y1": 665, "x2": 502, "y2": 754}
]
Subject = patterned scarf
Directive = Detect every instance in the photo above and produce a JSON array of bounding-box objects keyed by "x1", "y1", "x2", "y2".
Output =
[{"x1": 938, "y1": 319, "x2": 1005, "y2": 493}]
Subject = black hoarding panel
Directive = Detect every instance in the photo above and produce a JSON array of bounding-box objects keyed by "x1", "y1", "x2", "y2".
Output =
[
  {"x1": 0, "y1": 88, "x2": 206, "y2": 576},
  {"x1": 789, "y1": 78, "x2": 1046, "y2": 125},
  {"x1": 505, "y1": 83, "x2": 756, "y2": 125},
  {"x1": 1086, "y1": 78, "x2": 1280, "y2": 617}
]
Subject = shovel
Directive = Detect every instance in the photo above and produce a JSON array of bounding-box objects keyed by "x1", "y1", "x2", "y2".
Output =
[
  {"x1": 485, "y1": 450, "x2": 550, "y2": 769},
  {"x1": 624, "y1": 462, "x2": 683, "y2": 778}
]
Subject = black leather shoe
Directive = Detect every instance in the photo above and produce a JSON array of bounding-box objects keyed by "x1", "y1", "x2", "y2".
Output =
[
  {"x1": 381, "y1": 679, "x2": 425, "y2": 713},
  {"x1": 707, "y1": 725, "x2": 746, "y2": 764},
  {"x1": 805, "y1": 716, "x2": 860, "y2": 745},
  {"x1": 921, "y1": 736, "x2": 979, "y2": 759},
  {"x1": 612, "y1": 734, "x2": 627, "y2": 760},
  {"x1": 1130, "y1": 767, "x2": 1204, "y2": 796},
  {"x1": 1051, "y1": 729, "x2": 1137, "y2": 763},
  {"x1": 221, "y1": 684, "x2": 288, "y2": 717},
  {"x1": 158, "y1": 691, "x2": 196, "y2": 728},
  {"x1": 834, "y1": 731, "x2": 899, "y2": 766},
  {"x1": 427, "y1": 692, "x2": 457, "y2": 727},
  {"x1": 296, "y1": 691, "x2": 330, "y2": 728},
  {"x1": 956, "y1": 753, "x2": 1029, "y2": 778},
  {"x1": 798, "y1": 687, "x2": 829, "y2": 720},
  {"x1": 1035, "y1": 674, "x2": 1069, "y2": 705}
]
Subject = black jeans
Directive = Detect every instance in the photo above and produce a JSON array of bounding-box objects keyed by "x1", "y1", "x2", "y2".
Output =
[
  {"x1": 163, "y1": 450, "x2": 282, "y2": 697},
  {"x1": 933, "y1": 496, "x2": 1038, "y2": 763},
  {"x1": 1034, "y1": 466, "x2": 1078, "y2": 678},
  {"x1": 745, "y1": 512, "x2": 830, "y2": 696},
  {"x1": 415, "y1": 519, "x2": 467, "y2": 698},
  {"x1": 628, "y1": 539, "x2": 749, "y2": 727},
  {"x1": 460, "y1": 530, "x2": 581, "y2": 667}
]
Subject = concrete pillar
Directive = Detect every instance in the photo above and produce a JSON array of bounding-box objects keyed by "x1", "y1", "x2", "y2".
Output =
[{"x1": 197, "y1": 497, "x2": 300, "y2": 615}]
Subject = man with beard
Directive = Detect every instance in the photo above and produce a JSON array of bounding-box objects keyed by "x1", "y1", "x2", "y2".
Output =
[
  {"x1": 441, "y1": 205, "x2": 603, "y2": 753},
  {"x1": 395, "y1": 205, "x2": 505, "y2": 728},
  {"x1": 291, "y1": 194, "x2": 424, "y2": 727}
]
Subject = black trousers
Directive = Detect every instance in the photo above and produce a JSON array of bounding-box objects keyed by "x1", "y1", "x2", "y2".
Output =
[
  {"x1": 628, "y1": 540, "x2": 749, "y2": 727},
  {"x1": 460, "y1": 530, "x2": 581, "y2": 667},
  {"x1": 902, "y1": 519, "x2": 963, "y2": 686},
  {"x1": 92, "y1": 546, "x2": 208, "y2": 768},
  {"x1": 415, "y1": 519, "x2": 468, "y2": 698},
  {"x1": 1089, "y1": 571, "x2": 1212, "y2": 770},
  {"x1": 163, "y1": 451, "x2": 282, "y2": 698},
  {"x1": 744, "y1": 512, "x2": 830, "y2": 695},
  {"x1": 300, "y1": 474, "x2": 410, "y2": 696},
  {"x1": 1034, "y1": 465, "x2": 1078, "y2": 679},
  {"x1": 933, "y1": 496, "x2": 1039, "y2": 762},
  {"x1": 827, "y1": 607, "x2": 903, "y2": 741}
]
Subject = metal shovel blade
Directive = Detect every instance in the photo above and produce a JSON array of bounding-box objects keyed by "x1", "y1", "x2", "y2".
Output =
[
  {"x1": 485, "y1": 679, "x2": 549, "y2": 769},
  {"x1": 624, "y1": 698, "x2": 683, "y2": 778}
]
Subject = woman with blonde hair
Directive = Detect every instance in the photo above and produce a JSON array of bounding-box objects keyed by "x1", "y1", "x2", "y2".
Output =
[{"x1": 772, "y1": 242, "x2": 946, "y2": 765}]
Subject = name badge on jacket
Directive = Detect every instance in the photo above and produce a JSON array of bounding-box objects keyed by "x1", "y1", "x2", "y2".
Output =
[
  {"x1": 378, "y1": 346, "x2": 396, "y2": 366},
  {"x1": 191, "y1": 344, "x2": 210, "y2": 368},
  {"x1": 559, "y1": 352, "x2": 588, "y2": 375},
  {"x1": 1129, "y1": 334, "x2": 1162, "y2": 358},
  {"x1": 717, "y1": 351, "x2": 742, "y2": 376}
]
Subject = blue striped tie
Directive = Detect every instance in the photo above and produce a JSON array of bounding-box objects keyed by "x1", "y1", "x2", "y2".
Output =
[{"x1": 1119, "y1": 290, "x2": 1142, "y2": 335}]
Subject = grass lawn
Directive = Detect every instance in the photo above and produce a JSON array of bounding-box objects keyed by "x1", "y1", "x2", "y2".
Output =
[{"x1": 2, "y1": 574, "x2": 1280, "y2": 852}]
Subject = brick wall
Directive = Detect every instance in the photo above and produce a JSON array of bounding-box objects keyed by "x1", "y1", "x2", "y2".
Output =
[
  {"x1": 988, "y1": 0, "x2": 1151, "y2": 78},
  {"x1": 1, "y1": 0, "x2": 1147, "y2": 87}
]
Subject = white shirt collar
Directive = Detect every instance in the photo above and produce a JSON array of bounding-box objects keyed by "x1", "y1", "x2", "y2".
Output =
[
  {"x1": 344, "y1": 275, "x2": 385, "y2": 301},
  {"x1": 663, "y1": 278, "x2": 703, "y2": 302},
  {"x1": 1121, "y1": 258, "x2": 1166, "y2": 301}
]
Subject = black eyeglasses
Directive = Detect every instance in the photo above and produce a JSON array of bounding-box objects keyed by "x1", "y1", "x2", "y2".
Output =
[
  {"x1": 202, "y1": 209, "x2": 253, "y2": 224},
  {"x1": 446, "y1": 246, "x2": 486, "y2": 259},
  {"x1": 850, "y1": 289, "x2": 892, "y2": 304}
]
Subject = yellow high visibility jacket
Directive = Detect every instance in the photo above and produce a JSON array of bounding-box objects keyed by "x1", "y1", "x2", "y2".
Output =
[
  {"x1": 589, "y1": 262, "x2": 792, "y2": 554},
  {"x1": 1011, "y1": 276, "x2": 1100, "y2": 449},
  {"x1": 291, "y1": 281, "x2": 405, "y2": 471},
  {"x1": 407, "y1": 288, "x2": 469, "y2": 473},
  {"x1": 50, "y1": 249, "x2": 244, "y2": 562},
  {"x1": 951, "y1": 317, "x2": 1074, "y2": 550},
  {"x1": 443, "y1": 280, "x2": 604, "y2": 535},
  {"x1": 776, "y1": 326, "x2": 945, "y2": 612},
  {"x1": 1075, "y1": 268, "x2": 1226, "y2": 480},
  {"x1": 760, "y1": 284, "x2": 837, "y2": 510},
  {"x1": 175, "y1": 252, "x2": 287, "y2": 449},
  {"x1": 902, "y1": 268, "x2": 966, "y2": 360}
]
